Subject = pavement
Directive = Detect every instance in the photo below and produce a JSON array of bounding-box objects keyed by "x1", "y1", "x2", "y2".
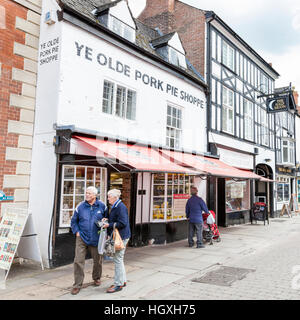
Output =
[{"x1": 0, "y1": 214, "x2": 300, "y2": 300}]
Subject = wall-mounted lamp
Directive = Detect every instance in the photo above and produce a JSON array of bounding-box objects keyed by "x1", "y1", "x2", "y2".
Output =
[{"x1": 265, "y1": 158, "x2": 272, "y2": 163}]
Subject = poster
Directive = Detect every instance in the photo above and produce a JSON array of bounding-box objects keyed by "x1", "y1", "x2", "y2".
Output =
[
  {"x1": 173, "y1": 194, "x2": 189, "y2": 219},
  {"x1": 0, "y1": 208, "x2": 28, "y2": 271}
]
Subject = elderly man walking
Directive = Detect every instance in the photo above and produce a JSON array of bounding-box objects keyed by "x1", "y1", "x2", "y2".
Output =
[
  {"x1": 70, "y1": 186, "x2": 107, "y2": 295},
  {"x1": 186, "y1": 186, "x2": 209, "y2": 248}
]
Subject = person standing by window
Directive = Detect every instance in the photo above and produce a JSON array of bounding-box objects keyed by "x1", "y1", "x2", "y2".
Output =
[{"x1": 186, "y1": 186, "x2": 209, "y2": 248}]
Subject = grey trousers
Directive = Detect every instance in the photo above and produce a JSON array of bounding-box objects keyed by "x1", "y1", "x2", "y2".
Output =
[
  {"x1": 188, "y1": 222, "x2": 203, "y2": 246},
  {"x1": 73, "y1": 236, "x2": 103, "y2": 289}
]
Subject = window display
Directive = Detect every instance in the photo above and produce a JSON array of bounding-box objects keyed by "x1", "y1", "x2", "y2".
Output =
[
  {"x1": 152, "y1": 173, "x2": 194, "y2": 221},
  {"x1": 225, "y1": 179, "x2": 250, "y2": 213},
  {"x1": 60, "y1": 165, "x2": 107, "y2": 227}
]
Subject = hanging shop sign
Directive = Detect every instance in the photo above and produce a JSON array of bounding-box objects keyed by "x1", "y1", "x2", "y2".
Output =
[{"x1": 266, "y1": 95, "x2": 289, "y2": 113}]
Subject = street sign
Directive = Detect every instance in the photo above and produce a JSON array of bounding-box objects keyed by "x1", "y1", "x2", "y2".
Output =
[{"x1": 266, "y1": 95, "x2": 289, "y2": 113}]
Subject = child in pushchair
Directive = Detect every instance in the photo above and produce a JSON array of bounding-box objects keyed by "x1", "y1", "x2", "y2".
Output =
[{"x1": 202, "y1": 210, "x2": 221, "y2": 245}]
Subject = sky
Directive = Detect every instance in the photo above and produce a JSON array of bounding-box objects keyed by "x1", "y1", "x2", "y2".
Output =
[{"x1": 128, "y1": 0, "x2": 300, "y2": 94}]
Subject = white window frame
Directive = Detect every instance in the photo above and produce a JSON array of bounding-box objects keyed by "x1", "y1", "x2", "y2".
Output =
[
  {"x1": 60, "y1": 165, "x2": 107, "y2": 228},
  {"x1": 222, "y1": 41, "x2": 234, "y2": 71},
  {"x1": 244, "y1": 99, "x2": 254, "y2": 141},
  {"x1": 102, "y1": 79, "x2": 137, "y2": 121},
  {"x1": 151, "y1": 173, "x2": 194, "y2": 222},
  {"x1": 222, "y1": 86, "x2": 234, "y2": 134},
  {"x1": 260, "y1": 109, "x2": 269, "y2": 146},
  {"x1": 169, "y1": 46, "x2": 187, "y2": 69},
  {"x1": 166, "y1": 104, "x2": 182, "y2": 149},
  {"x1": 282, "y1": 139, "x2": 294, "y2": 164},
  {"x1": 108, "y1": 14, "x2": 135, "y2": 42}
]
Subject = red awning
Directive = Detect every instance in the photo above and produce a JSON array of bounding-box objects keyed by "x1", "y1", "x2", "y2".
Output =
[
  {"x1": 237, "y1": 169, "x2": 275, "y2": 182},
  {"x1": 160, "y1": 149, "x2": 261, "y2": 179},
  {"x1": 72, "y1": 136, "x2": 198, "y2": 174}
]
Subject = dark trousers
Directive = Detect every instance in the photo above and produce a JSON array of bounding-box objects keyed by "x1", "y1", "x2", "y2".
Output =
[
  {"x1": 73, "y1": 236, "x2": 103, "y2": 288},
  {"x1": 188, "y1": 222, "x2": 203, "y2": 246}
]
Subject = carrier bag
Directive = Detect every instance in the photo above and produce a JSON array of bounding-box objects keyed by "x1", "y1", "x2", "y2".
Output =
[
  {"x1": 207, "y1": 213, "x2": 215, "y2": 225},
  {"x1": 97, "y1": 227, "x2": 107, "y2": 255},
  {"x1": 113, "y1": 223, "x2": 125, "y2": 251}
]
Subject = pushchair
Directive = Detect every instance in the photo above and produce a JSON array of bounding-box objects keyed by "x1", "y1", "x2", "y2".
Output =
[{"x1": 202, "y1": 210, "x2": 221, "y2": 245}]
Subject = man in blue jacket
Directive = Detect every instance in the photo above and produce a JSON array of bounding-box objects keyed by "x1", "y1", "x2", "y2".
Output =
[
  {"x1": 186, "y1": 186, "x2": 209, "y2": 248},
  {"x1": 70, "y1": 186, "x2": 107, "y2": 295}
]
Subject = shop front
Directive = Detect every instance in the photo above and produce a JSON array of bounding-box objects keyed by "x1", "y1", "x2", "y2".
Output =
[{"x1": 275, "y1": 166, "x2": 295, "y2": 216}]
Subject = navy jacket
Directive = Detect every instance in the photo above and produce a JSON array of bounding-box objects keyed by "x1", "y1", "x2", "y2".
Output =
[
  {"x1": 185, "y1": 195, "x2": 209, "y2": 223},
  {"x1": 71, "y1": 198, "x2": 107, "y2": 246},
  {"x1": 107, "y1": 200, "x2": 131, "y2": 240}
]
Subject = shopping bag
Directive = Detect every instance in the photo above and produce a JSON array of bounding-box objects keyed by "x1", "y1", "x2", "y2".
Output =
[
  {"x1": 113, "y1": 224, "x2": 125, "y2": 251},
  {"x1": 207, "y1": 213, "x2": 215, "y2": 225},
  {"x1": 97, "y1": 227, "x2": 107, "y2": 255}
]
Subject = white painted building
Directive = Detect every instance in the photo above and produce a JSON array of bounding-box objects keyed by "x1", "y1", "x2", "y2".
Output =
[{"x1": 29, "y1": 0, "x2": 209, "y2": 267}]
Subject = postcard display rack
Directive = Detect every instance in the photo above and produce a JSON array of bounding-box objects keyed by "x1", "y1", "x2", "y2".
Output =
[{"x1": 0, "y1": 206, "x2": 44, "y2": 289}]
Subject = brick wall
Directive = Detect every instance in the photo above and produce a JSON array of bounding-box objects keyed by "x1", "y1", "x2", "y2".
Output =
[
  {"x1": 139, "y1": 0, "x2": 206, "y2": 77},
  {"x1": 0, "y1": 0, "x2": 41, "y2": 214}
]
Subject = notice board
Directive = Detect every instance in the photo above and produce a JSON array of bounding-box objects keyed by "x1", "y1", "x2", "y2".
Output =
[{"x1": 173, "y1": 194, "x2": 189, "y2": 219}]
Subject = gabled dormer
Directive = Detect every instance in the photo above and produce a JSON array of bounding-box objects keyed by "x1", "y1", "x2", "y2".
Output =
[
  {"x1": 151, "y1": 32, "x2": 187, "y2": 69},
  {"x1": 92, "y1": 0, "x2": 136, "y2": 43}
]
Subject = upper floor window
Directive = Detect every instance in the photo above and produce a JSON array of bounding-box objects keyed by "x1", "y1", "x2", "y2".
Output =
[
  {"x1": 260, "y1": 73, "x2": 269, "y2": 94},
  {"x1": 282, "y1": 140, "x2": 294, "y2": 164},
  {"x1": 261, "y1": 109, "x2": 269, "y2": 146},
  {"x1": 109, "y1": 15, "x2": 135, "y2": 42},
  {"x1": 222, "y1": 41, "x2": 234, "y2": 71},
  {"x1": 102, "y1": 80, "x2": 136, "y2": 120},
  {"x1": 244, "y1": 99, "x2": 254, "y2": 141},
  {"x1": 166, "y1": 105, "x2": 182, "y2": 149},
  {"x1": 222, "y1": 86, "x2": 234, "y2": 134},
  {"x1": 169, "y1": 46, "x2": 187, "y2": 69}
]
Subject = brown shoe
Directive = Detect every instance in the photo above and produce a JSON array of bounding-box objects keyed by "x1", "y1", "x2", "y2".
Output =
[
  {"x1": 71, "y1": 287, "x2": 80, "y2": 295},
  {"x1": 94, "y1": 279, "x2": 101, "y2": 286}
]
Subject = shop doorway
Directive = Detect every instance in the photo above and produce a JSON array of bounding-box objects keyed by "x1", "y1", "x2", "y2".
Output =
[
  {"x1": 255, "y1": 164, "x2": 274, "y2": 217},
  {"x1": 109, "y1": 172, "x2": 132, "y2": 214}
]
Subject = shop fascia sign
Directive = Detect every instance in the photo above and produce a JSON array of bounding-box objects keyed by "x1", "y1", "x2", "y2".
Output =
[
  {"x1": 74, "y1": 41, "x2": 205, "y2": 108},
  {"x1": 0, "y1": 191, "x2": 14, "y2": 202},
  {"x1": 266, "y1": 95, "x2": 289, "y2": 113}
]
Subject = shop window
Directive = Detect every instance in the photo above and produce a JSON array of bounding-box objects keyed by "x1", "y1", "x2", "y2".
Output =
[
  {"x1": 222, "y1": 86, "x2": 234, "y2": 134},
  {"x1": 152, "y1": 173, "x2": 194, "y2": 221},
  {"x1": 297, "y1": 180, "x2": 300, "y2": 203},
  {"x1": 166, "y1": 105, "x2": 182, "y2": 149},
  {"x1": 60, "y1": 165, "x2": 107, "y2": 228},
  {"x1": 102, "y1": 80, "x2": 136, "y2": 120},
  {"x1": 225, "y1": 179, "x2": 250, "y2": 213},
  {"x1": 277, "y1": 182, "x2": 290, "y2": 202}
]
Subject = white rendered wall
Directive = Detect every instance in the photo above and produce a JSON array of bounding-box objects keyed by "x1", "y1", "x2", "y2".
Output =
[{"x1": 58, "y1": 22, "x2": 207, "y2": 153}]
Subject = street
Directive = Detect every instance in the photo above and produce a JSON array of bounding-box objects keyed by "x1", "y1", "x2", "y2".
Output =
[{"x1": 1, "y1": 215, "x2": 300, "y2": 300}]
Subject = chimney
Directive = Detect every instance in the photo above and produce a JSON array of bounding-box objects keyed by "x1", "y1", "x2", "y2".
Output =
[{"x1": 138, "y1": 0, "x2": 176, "y2": 34}]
